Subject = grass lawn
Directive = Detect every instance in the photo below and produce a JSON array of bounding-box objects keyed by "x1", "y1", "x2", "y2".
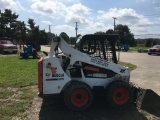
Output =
[
  {"x1": 0, "y1": 56, "x2": 38, "y2": 120},
  {"x1": 118, "y1": 61, "x2": 137, "y2": 71},
  {"x1": 0, "y1": 55, "x2": 136, "y2": 119},
  {"x1": 127, "y1": 47, "x2": 149, "y2": 53}
]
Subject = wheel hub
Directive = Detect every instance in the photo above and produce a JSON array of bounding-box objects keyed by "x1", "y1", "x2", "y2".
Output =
[
  {"x1": 76, "y1": 94, "x2": 82, "y2": 99},
  {"x1": 113, "y1": 87, "x2": 129, "y2": 105},
  {"x1": 71, "y1": 89, "x2": 89, "y2": 107}
]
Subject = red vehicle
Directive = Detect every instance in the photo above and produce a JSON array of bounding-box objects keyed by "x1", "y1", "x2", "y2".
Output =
[
  {"x1": 148, "y1": 45, "x2": 160, "y2": 55},
  {"x1": 0, "y1": 37, "x2": 18, "y2": 54}
]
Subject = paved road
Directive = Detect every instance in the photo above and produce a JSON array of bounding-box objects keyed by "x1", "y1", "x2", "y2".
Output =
[
  {"x1": 119, "y1": 52, "x2": 160, "y2": 95},
  {"x1": 41, "y1": 45, "x2": 50, "y2": 52},
  {"x1": 41, "y1": 46, "x2": 160, "y2": 95}
]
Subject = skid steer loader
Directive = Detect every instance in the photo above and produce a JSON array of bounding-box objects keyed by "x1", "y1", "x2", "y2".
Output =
[{"x1": 38, "y1": 34, "x2": 138, "y2": 111}]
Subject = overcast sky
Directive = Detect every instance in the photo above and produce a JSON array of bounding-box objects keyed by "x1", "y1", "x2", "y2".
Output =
[{"x1": 0, "y1": 0, "x2": 160, "y2": 38}]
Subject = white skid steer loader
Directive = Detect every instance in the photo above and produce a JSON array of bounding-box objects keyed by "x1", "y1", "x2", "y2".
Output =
[{"x1": 38, "y1": 34, "x2": 137, "y2": 111}]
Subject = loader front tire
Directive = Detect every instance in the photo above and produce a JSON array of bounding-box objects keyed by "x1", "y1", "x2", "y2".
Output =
[
  {"x1": 106, "y1": 81, "x2": 133, "y2": 108},
  {"x1": 64, "y1": 82, "x2": 93, "y2": 111}
]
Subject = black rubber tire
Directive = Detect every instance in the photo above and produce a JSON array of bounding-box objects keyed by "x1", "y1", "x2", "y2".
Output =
[
  {"x1": 106, "y1": 80, "x2": 133, "y2": 108},
  {"x1": 64, "y1": 82, "x2": 93, "y2": 111}
]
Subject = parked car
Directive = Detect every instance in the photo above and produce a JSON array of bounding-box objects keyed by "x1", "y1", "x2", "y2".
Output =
[
  {"x1": 0, "y1": 40, "x2": 18, "y2": 54},
  {"x1": 148, "y1": 45, "x2": 160, "y2": 55}
]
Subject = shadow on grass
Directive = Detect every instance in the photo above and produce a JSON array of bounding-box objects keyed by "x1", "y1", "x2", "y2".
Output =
[
  {"x1": 39, "y1": 95, "x2": 148, "y2": 120},
  {"x1": 19, "y1": 57, "x2": 40, "y2": 60}
]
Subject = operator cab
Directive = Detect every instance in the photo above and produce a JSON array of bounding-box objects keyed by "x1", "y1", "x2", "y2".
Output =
[{"x1": 75, "y1": 34, "x2": 119, "y2": 64}]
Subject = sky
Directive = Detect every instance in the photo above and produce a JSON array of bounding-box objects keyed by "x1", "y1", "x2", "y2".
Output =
[{"x1": 0, "y1": 0, "x2": 160, "y2": 38}]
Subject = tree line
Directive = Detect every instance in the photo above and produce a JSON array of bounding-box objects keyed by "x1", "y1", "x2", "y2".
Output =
[
  {"x1": 0, "y1": 9, "x2": 52, "y2": 45},
  {"x1": 1, "y1": 9, "x2": 158, "y2": 47},
  {"x1": 0, "y1": 9, "x2": 76, "y2": 45},
  {"x1": 136, "y1": 38, "x2": 160, "y2": 47},
  {"x1": 94, "y1": 24, "x2": 136, "y2": 47}
]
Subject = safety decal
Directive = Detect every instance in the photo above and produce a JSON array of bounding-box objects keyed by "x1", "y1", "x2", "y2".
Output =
[
  {"x1": 90, "y1": 57, "x2": 108, "y2": 67},
  {"x1": 47, "y1": 63, "x2": 64, "y2": 79},
  {"x1": 51, "y1": 67, "x2": 57, "y2": 74}
]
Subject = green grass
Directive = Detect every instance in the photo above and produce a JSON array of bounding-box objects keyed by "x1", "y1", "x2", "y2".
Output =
[
  {"x1": 0, "y1": 55, "x2": 136, "y2": 119},
  {"x1": 119, "y1": 61, "x2": 137, "y2": 71},
  {"x1": 127, "y1": 47, "x2": 149, "y2": 53},
  {"x1": 0, "y1": 87, "x2": 36, "y2": 120},
  {"x1": 0, "y1": 56, "x2": 37, "y2": 87},
  {"x1": 0, "y1": 55, "x2": 38, "y2": 120},
  {"x1": 0, "y1": 88, "x2": 14, "y2": 99}
]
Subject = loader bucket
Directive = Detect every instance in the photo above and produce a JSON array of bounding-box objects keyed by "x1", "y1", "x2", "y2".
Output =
[
  {"x1": 136, "y1": 89, "x2": 160, "y2": 108},
  {"x1": 132, "y1": 83, "x2": 160, "y2": 115}
]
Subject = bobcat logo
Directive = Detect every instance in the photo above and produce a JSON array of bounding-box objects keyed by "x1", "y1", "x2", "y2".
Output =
[
  {"x1": 51, "y1": 67, "x2": 57, "y2": 74},
  {"x1": 46, "y1": 63, "x2": 57, "y2": 74}
]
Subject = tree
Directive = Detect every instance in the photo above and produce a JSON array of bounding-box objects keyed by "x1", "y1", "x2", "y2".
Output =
[
  {"x1": 94, "y1": 31, "x2": 106, "y2": 34},
  {"x1": 77, "y1": 34, "x2": 82, "y2": 38},
  {"x1": 15, "y1": 21, "x2": 26, "y2": 43},
  {"x1": 153, "y1": 41, "x2": 157, "y2": 46},
  {"x1": 145, "y1": 39, "x2": 152, "y2": 47},
  {"x1": 39, "y1": 30, "x2": 48, "y2": 45},
  {"x1": 0, "y1": 9, "x2": 19, "y2": 37},
  {"x1": 115, "y1": 24, "x2": 136, "y2": 47},
  {"x1": 47, "y1": 32, "x2": 55, "y2": 44},
  {"x1": 106, "y1": 29, "x2": 114, "y2": 34},
  {"x1": 60, "y1": 32, "x2": 69, "y2": 43},
  {"x1": 27, "y1": 19, "x2": 40, "y2": 44},
  {"x1": 70, "y1": 37, "x2": 77, "y2": 45},
  {"x1": 28, "y1": 19, "x2": 35, "y2": 29},
  {"x1": 0, "y1": 9, "x2": 27, "y2": 43},
  {"x1": 0, "y1": 9, "x2": 55, "y2": 46}
]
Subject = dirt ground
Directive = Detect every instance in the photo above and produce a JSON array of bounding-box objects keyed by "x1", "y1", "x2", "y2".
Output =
[{"x1": 25, "y1": 88, "x2": 160, "y2": 120}]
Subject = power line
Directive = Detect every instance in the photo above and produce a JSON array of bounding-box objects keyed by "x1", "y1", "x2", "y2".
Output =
[{"x1": 117, "y1": 14, "x2": 160, "y2": 19}]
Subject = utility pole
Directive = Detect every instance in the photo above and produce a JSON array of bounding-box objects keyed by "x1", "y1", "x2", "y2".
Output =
[
  {"x1": 48, "y1": 25, "x2": 52, "y2": 44},
  {"x1": 75, "y1": 22, "x2": 78, "y2": 38},
  {"x1": 49, "y1": 25, "x2": 51, "y2": 33},
  {"x1": 112, "y1": 17, "x2": 117, "y2": 33},
  {"x1": 112, "y1": 17, "x2": 120, "y2": 61}
]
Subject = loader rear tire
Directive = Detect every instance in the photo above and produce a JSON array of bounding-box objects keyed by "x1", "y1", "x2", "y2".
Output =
[
  {"x1": 106, "y1": 81, "x2": 133, "y2": 108},
  {"x1": 64, "y1": 82, "x2": 93, "y2": 111}
]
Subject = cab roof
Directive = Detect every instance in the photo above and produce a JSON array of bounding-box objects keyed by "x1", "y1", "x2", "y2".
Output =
[{"x1": 81, "y1": 34, "x2": 119, "y2": 44}]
